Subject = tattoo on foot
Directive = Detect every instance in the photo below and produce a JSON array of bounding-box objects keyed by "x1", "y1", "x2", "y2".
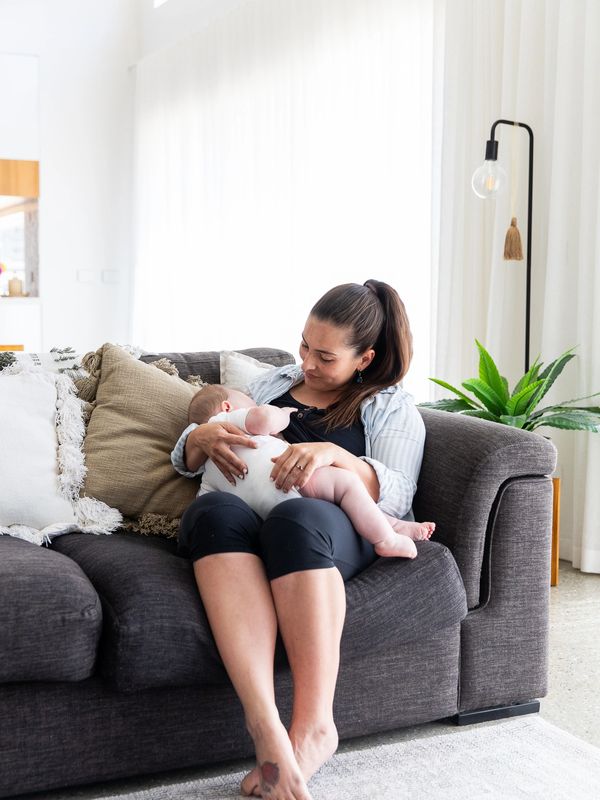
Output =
[{"x1": 260, "y1": 761, "x2": 280, "y2": 791}]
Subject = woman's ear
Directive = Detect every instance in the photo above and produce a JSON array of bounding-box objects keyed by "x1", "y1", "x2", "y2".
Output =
[{"x1": 359, "y1": 349, "x2": 375, "y2": 371}]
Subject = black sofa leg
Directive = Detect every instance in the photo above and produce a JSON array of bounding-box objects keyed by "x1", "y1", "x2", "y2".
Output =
[{"x1": 455, "y1": 700, "x2": 540, "y2": 725}]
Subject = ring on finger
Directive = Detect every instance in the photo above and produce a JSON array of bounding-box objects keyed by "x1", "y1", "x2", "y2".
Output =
[{"x1": 295, "y1": 464, "x2": 304, "y2": 471}]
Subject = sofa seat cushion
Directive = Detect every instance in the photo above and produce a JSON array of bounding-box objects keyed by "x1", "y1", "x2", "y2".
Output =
[
  {"x1": 0, "y1": 537, "x2": 102, "y2": 682},
  {"x1": 51, "y1": 532, "x2": 227, "y2": 692},
  {"x1": 52, "y1": 533, "x2": 466, "y2": 693},
  {"x1": 342, "y1": 539, "x2": 467, "y2": 660}
]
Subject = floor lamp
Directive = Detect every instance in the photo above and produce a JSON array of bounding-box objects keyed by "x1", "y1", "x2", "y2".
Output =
[
  {"x1": 472, "y1": 121, "x2": 560, "y2": 586},
  {"x1": 471, "y1": 119, "x2": 534, "y2": 373}
]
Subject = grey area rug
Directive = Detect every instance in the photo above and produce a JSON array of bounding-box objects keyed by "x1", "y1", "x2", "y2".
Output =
[{"x1": 91, "y1": 716, "x2": 600, "y2": 799}]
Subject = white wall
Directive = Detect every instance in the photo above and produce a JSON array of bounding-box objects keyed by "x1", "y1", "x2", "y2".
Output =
[
  {"x1": 0, "y1": 0, "x2": 137, "y2": 352},
  {"x1": 138, "y1": 0, "x2": 245, "y2": 59},
  {"x1": 0, "y1": 52, "x2": 39, "y2": 159}
]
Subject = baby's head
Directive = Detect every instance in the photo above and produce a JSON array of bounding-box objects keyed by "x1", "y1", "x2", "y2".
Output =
[{"x1": 188, "y1": 385, "x2": 256, "y2": 425}]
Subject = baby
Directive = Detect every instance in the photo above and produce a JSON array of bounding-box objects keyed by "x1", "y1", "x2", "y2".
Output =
[{"x1": 187, "y1": 385, "x2": 435, "y2": 559}]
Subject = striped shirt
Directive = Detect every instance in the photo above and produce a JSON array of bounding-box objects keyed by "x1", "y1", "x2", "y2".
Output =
[{"x1": 171, "y1": 364, "x2": 425, "y2": 520}]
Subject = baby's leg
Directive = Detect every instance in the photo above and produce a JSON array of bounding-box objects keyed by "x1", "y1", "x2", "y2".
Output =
[
  {"x1": 301, "y1": 468, "x2": 416, "y2": 559},
  {"x1": 384, "y1": 514, "x2": 436, "y2": 541}
]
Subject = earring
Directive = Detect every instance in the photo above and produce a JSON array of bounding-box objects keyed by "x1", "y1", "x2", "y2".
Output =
[{"x1": 355, "y1": 370, "x2": 363, "y2": 384}]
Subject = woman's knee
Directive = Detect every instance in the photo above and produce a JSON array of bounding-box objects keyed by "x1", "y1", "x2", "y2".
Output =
[
  {"x1": 259, "y1": 498, "x2": 340, "y2": 579},
  {"x1": 178, "y1": 492, "x2": 262, "y2": 561}
]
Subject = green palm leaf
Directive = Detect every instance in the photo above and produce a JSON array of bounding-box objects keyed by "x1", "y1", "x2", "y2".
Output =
[
  {"x1": 461, "y1": 409, "x2": 500, "y2": 422},
  {"x1": 499, "y1": 414, "x2": 528, "y2": 429},
  {"x1": 554, "y1": 392, "x2": 600, "y2": 406},
  {"x1": 429, "y1": 378, "x2": 480, "y2": 407},
  {"x1": 475, "y1": 339, "x2": 509, "y2": 403},
  {"x1": 462, "y1": 378, "x2": 505, "y2": 416},
  {"x1": 512, "y1": 357, "x2": 541, "y2": 396},
  {"x1": 525, "y1": 350, "x2": 577, "y2": 414},
  {"x1": 529, "y1": 404, "x2": 600, "y2": 421},
  {"x1": 418, "y1": 398, "x2": 474, "y2": 412},
  {"x1": 528, "y1": 410, "x2": 600, "y2": 432},
  {"x1": 506, "y1": 380, "x2": 545, "y2": 416}
]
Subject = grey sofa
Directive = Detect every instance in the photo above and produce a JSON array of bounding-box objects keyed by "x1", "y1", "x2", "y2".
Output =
[{"x1": 0, "y1": 348, "x2": 556, "y2": 798}]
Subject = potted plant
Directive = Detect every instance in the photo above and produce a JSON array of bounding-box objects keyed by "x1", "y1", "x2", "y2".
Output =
[{"x1": 419, "y1": 340, "x2": 600, "y2": 433}]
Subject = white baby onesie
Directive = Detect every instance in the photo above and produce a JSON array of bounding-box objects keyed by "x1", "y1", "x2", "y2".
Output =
[{"x1": 198, "y1": 408, "x2": 301, "y2": 519}]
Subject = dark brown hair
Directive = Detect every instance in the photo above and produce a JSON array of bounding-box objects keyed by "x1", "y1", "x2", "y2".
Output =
[
  {"x1": 310, "y1": 279, "x2": 413, "y2": 430},
  {"x1": 188, "y1": 384, "x2": 228, "y2": 425}
]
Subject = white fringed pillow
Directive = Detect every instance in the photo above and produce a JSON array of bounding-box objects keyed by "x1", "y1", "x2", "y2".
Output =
[{"x1": 0, "y1": 365, "x2": 122, "y2": 545}]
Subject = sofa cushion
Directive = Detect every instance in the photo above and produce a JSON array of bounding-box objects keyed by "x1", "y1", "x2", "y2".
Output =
[
  {"x1": 81, "y1": 343, "x2": 200, "y2": 527},
  {"x1": 342, "y1": 539, "x2": 468, "y2": 659},
  {"x1": 51, "y1": 532, "x2": 227, "y2": 692},
  {"x1": 52, "y1": 533, "x2": 466, "y2": 693},
  {"x1": 0, "y1": 537, "x2": 102, "y2": 682},
  {"x1": 139, "y1": 347, "x2": 296, "y2": 384},
  {"x1": 0, "y1": 367, "x2": 121, "y2": 545}
]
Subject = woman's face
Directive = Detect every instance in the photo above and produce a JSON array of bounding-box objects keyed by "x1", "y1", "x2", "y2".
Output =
[{"x1": 299, "y1": 316, "x2": 374, "y2": 392}]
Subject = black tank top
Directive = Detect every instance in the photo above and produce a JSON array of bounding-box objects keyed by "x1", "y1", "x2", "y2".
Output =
[{"x1": 269, "y1": 390, "x2": 366, "y2": 457}]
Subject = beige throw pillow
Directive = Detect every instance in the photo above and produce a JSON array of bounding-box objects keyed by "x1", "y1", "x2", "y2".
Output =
[{"x1": 82, "y1": 343, "x2": 200, "y2": 525}]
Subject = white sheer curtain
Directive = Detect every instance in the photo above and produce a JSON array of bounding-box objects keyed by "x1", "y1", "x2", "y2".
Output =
[
  {"x1": 434, "y1": 0, "x2": 600, "y2": 571},
  {"x1": 132, "y1": 0, "x2": 434, "y2": 400}
]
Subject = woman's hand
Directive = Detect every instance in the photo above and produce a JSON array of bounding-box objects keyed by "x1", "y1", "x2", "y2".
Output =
[
  {"x1": 186, "y1": 422, "x2": 257, "y2": 485},
  {"x1": 270, "y1": 442, "x2": 339, "y2": 493}
]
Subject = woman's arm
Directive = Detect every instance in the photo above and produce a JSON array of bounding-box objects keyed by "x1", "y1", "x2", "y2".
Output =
[
  {"x1": 362, "y1": 399, "x2": 425, "y2": 518},
  {"x1": 171, "y1": 421, "x2": 258, "y2": 485},
  {"x1": 270, "y1": 441, "x2": 379, "y2": 500},
  {"x1": 268, "y1": 393, "x2": 425, "y2": 515}
]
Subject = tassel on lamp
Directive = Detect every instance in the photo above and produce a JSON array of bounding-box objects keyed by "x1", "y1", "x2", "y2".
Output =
[{"x1": 504, "y1": 217, "x2": 523, "y2": 260}]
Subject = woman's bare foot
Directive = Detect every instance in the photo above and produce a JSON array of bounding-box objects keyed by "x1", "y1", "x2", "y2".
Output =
[
  {"x1": 289, "y1": 719, "x2": 339, "y2": 782},
  {"x1": 240, "y1": 717, "x2": 313, "y2": 799},
  {"x1": 387, "y1": 517, "x2": 436, "y2": 541},
  {"x1": 374, "y1": 533, "x2": 418, "y2": 559}
]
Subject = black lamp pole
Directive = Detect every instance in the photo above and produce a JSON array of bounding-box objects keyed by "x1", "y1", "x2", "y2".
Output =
[{"x1": 486, "y1": 119, "x2": 534, "y2": 373}]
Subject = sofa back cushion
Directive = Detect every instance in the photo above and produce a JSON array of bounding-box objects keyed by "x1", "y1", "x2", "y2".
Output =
[{"x1": 139, "y1": 347, "x2": 295, "y2": 384}]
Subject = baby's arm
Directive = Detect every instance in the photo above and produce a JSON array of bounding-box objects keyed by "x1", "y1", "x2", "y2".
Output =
[{"x1": 244, "y1": 405, "x2": 296, "y2": 436}]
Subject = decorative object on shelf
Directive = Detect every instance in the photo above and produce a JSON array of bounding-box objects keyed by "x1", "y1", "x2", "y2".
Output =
[
  {"x1": 472, "y1": 119, "x2": 534, "y2": 372},
  {"x1": 419, "y1": 339, "x2": 600, "y2": 433},
  {"x1": 8, "y1": 277, "x2": 24, "y2": 297}
]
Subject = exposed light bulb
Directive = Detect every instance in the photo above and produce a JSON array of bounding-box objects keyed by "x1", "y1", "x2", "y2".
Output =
[{"x1": 471, "y1": 160, "x2": 507, "y2": 199}]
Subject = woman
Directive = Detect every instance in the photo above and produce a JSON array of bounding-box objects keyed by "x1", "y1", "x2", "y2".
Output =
[{"x1": 172, "y1": 280, "x2": 425, "y2": 800}]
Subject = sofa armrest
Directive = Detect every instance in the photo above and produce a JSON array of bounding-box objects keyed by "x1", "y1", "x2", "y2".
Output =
[{"x1": 413, "y1": 408, "x2": 557, "y2": 608}]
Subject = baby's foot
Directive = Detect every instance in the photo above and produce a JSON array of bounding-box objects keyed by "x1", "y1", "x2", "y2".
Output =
[
  {"x1": 290, "y1": 719, "x2": 339, "y2": 783},
  {"x1": 374, "y1": 533, "x2": 417, "y2": 559},
  {"x1": 240, "y1": 717, "x2": 313, "y2": 799},
  {"x1": 388, "y1": 517, "x2": 436, "y2": 541}
]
